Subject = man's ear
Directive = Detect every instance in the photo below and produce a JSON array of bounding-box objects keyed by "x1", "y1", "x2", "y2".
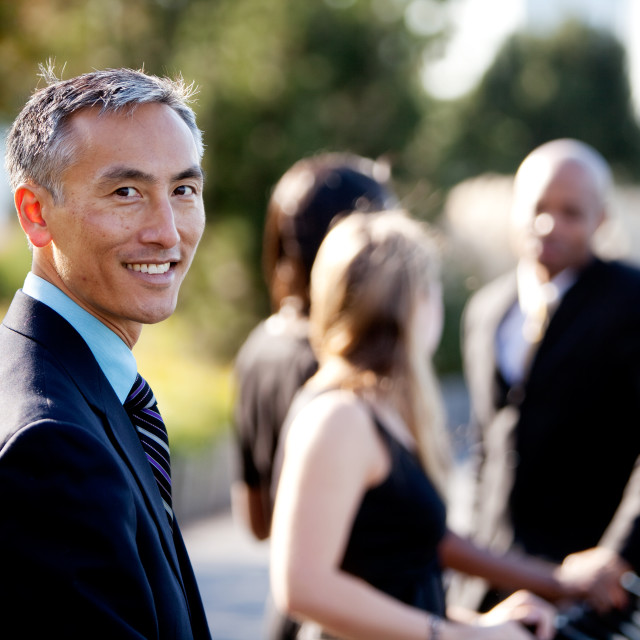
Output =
[{"x1": 15, "y1": 185, "x2": 53, "y2": 248}]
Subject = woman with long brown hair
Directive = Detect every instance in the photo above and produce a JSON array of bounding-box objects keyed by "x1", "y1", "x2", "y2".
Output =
[{"x1": 270, "y1": 210, "x2": 557, "y2": 640}]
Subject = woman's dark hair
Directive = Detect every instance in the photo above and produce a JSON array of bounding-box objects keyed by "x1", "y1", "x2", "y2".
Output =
[{"x1": 262, "y1": 152, "x2": 396, "y2": 313}]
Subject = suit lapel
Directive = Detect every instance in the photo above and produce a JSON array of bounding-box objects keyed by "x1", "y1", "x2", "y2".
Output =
[
  {"x1": 465, "y1": 272, "x2": 518, "y2": 424},
  {"x1": 3, "y1": 292, "x2": 184, "y2": 585},
  {"x1": 528, "y1": 259, "x2": 604, "y2": 382}
]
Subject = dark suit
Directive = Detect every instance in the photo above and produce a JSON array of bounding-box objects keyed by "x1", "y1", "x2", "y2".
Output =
[
  {"x1": 461, "y1": 258, "x2": 640, "y2": 605},
  {"x1": 0, "y1": 292, "x2": 211, "y2": 639}
]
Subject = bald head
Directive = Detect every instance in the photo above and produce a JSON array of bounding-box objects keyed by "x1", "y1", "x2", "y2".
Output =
[
  {"x1": 513, "y1": 139, "x2": 611, "y2": 219},
  {"x1": 510, "y1": 139, "x2": 610, "y2": 280}
]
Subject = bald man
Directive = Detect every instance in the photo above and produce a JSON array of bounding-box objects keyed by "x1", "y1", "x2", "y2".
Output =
[{"x1": 458, "y1": 139, "x2": 640, "y2": 611}]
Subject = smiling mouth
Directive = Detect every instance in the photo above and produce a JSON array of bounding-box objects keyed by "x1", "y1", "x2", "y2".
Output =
[{"x1": 126, "y1": 262, "x2": 172, "y2": 274}]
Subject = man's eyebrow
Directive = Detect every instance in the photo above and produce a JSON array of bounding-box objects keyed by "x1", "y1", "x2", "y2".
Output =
[
  {"x1": 99, "y1": 165, "x2": 204, "y2": 184},
  {"x1": 97, "y1": 165, "x2": 205, "y2": 185},
  {"x1": 173, "y1": 166, "x2": 205, "y2": 182},
  {"x1": 98, "y1": 167, "x2": 156, "y2": 184}
]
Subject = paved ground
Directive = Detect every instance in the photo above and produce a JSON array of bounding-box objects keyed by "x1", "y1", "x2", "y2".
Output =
[{"x1": 184, "y1": 510, "x2": 271, "y2": 640}]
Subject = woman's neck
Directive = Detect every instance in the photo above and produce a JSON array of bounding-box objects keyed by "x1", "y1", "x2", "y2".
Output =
[{"x1": 310, "y1": 357, "x2": 355, "y2": 389}]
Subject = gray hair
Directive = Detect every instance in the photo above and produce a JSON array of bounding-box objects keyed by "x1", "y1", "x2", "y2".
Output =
[{"x1": 5, "y1": 65, "x2": 204, "y2": 203}]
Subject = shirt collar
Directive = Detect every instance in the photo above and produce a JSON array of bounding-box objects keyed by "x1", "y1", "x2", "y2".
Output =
[
  {"x1": 22, "y1": 272, "x2": 137, "y2": 403},
  {"x1": 516, "y1": 260, "x2": 578, "y2": 317}
]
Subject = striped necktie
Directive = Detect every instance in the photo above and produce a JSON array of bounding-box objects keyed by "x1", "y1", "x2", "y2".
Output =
[{"x1": 124, "y1": 374, "x2": 173, "y2": 527}]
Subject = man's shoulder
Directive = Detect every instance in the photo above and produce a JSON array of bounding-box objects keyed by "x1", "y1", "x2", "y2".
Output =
[
  {"x1": 235, "y1": 315, "x2": 314, "y2": 373},
  {"x1": 0, "y1": 296, "x2": 104, "y2": 443},
  {"x1": 582, "y1": 258, "x2": 640, "y2": 306},
  {"x1": 1, "y1": 290, "x2": 77, "y2": 349},
  {"x1": 464, "y1": 271, "x2": 517, "y2": 319},
  {"x1": 0, "y1": 334, "x2": 93, "y2": 441},
  {"x1": 471, "y1": 270, "x2": 517, "y2": 297},
  {"x1": 593, "y1": 257, "x2": 640, "y2": 284}
]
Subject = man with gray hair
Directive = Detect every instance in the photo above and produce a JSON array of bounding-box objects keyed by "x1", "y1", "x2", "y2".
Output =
[
  {"x1": 0, "y1": 66, "x2": 211, "y2": 638},
  {"x1": 459, "y1": 138, "x2": 640, "y2": 613}
]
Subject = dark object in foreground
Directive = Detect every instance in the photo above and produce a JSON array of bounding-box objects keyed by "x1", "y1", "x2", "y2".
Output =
[{"x1": 553, "y1": 572, "x2": 640, "y2": 640}]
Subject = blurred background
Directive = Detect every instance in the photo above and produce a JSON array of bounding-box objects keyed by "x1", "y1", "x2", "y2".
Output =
[{"x1": 1, "y1": 0, "x2": 640, "y2": 519}]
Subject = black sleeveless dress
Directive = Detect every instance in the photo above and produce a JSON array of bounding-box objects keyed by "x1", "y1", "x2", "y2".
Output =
[
  {"x1": 273, "y1": 390, "x2": 448, "y2": 627},
  {"x1": 339, "y1": 411, "x2": 448, "y2": 616}
]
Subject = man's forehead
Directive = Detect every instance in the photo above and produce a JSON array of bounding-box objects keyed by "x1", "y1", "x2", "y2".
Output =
[{"x1": 64, "y1": 103, "x2": 200, "y2": 170}]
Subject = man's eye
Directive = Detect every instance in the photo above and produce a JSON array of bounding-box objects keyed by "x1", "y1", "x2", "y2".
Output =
[
  {"x1": 174, "y1": 185, "x2": 196, "y2": 196},
  {"x1": 114, "y1": 187, "x2": 138, "y2": 197}
]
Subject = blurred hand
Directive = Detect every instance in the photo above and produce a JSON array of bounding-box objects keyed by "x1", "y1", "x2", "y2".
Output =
[
  {"x1": 557, "y1": 547, "x2": 631, "y2": 613},
  {"x1": 478, "y1": 590, "x2": 556, "y2": 640}
]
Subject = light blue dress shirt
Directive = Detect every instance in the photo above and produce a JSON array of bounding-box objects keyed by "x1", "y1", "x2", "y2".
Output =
[{"x1": 22, "y1": 272, "x2": 138, "y2": 403}]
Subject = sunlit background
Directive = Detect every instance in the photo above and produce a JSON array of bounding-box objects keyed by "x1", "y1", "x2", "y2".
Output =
[
  {"x1": 0, "y1": 0, "x2": 639, "y2": 518},
  {"x1": 422, "y1": 0, "x2": 639, "y2": 107}
]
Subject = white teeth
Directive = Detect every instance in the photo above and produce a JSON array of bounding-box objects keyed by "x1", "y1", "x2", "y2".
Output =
[{"x1": 127, "y1": 262, "x2": 171, "y2": 274}]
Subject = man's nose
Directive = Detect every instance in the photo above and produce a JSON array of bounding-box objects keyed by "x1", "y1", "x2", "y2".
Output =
[{"x1": 141, "y1": 197, "x2": 180, "y2": 247}]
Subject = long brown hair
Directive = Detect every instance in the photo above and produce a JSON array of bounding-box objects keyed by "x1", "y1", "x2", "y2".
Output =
[{"x1": 309, "y1": 210, "x2": 451, "y2": 494}]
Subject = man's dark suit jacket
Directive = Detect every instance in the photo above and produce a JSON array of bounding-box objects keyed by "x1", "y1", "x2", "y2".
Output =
[
  {"x1": 0, "y1": 292, "x2": 212, "y2": 639},
  {"x1": 461, "y1": 258, "x2": 640, "y2": 603}
]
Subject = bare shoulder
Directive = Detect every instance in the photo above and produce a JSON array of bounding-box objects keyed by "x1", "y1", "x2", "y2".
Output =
[
  {"x1": 289, "y1": 389, "x2": 372, "y2": 443},
  {"x1": 285, "y1": 389, "x2": 386, "y2": 479}
]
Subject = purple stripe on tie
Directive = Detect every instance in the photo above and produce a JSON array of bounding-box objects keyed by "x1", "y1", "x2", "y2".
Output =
[
  {"x1": 142, "y1": 407, "x2": 163, "y2": 421},
  {"x1": 124, "y1": 373, "x2": 173, "y2": 527},
  {"x1": 130, "y1": 378, "x2": 146, "y2": 400},
  {"x1": 140, "y1": 439, "x2": 171, "y2": 469},
  {"x1": 145, "y1": 455, "x2": 172, "y2": 485}
]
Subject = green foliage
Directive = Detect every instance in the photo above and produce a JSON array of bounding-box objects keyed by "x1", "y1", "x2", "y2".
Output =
[
  {"x1": 412, "y1": 20, "x2": 640, "y2": 188},
  {"x1": 133, "y1": 314, "x2": 233, "y2": 454},
  {"x1": 170, "y1": 0, "x2": 449, "y2": 363},
  {"x1": 0, "y1": 0, "x2": 181, "y2": 116},
  {"x1": 173, "y1": 0, "x2": 442, "y2": 268},
  {"x1": 177, "y1": 217, "x2": 268, "y2": 361}
]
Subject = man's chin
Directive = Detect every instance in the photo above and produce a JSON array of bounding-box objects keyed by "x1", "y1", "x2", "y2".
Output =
[
  {"x1": 134, "y1": 302, "x2": 179, "y2": 326},
  {"x1": 537, "y1": 256, "x2": 569, "y2": 278}
]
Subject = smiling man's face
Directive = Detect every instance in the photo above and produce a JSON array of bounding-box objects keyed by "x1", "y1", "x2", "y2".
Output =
[{"x1": 23, "y1": 102, "x2": 205, "y2": 346}]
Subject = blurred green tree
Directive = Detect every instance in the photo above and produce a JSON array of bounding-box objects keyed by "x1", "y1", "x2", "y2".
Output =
[
  {"x1": 175, "y1": 0, "x2": 445, "y2": 243},
  {"x1": 168, "y1": 0, "x2": 449, "y2": 357},
  {"x1": 410, "y1": 20, "x2": 640, "y2": 189},
  {"x1": 0, "y1": 0, "x2": 183, "y2": 116}
]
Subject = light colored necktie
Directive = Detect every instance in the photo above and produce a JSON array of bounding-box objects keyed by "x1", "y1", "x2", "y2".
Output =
[
  {"x1": 521, "y1": 294, "x2": 561, "y2": 376},
  {"x1": 124, "y1": 374, "x2": 173, "y2": 527},
  {"x1": 522, "y1": 295, "x2": 550, "y2": 344}
]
